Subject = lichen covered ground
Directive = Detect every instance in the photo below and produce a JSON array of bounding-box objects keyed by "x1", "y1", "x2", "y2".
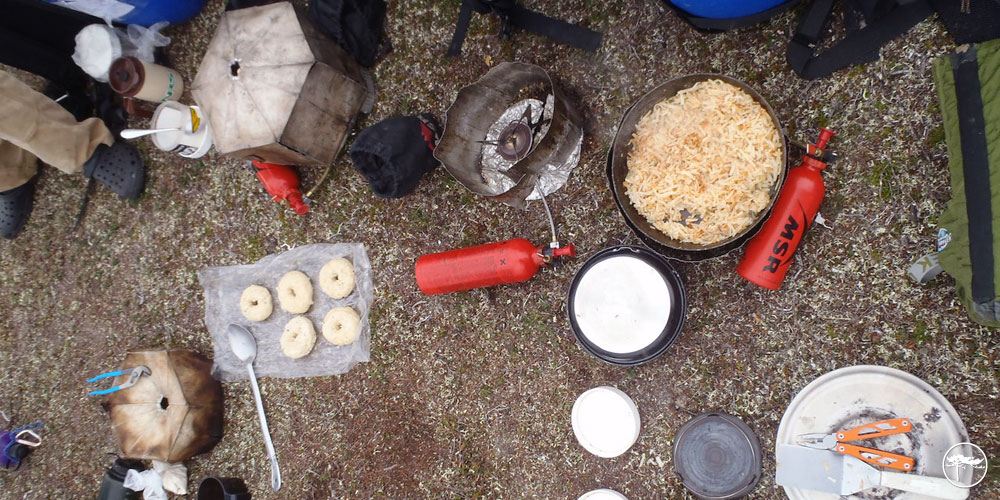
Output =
[{"x1": 0, "y1": 0, "x2": 998, "y2": 498}]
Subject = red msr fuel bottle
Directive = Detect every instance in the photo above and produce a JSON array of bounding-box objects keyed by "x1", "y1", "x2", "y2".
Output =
[
  {"x1": 737, "y1": 128, "x2": 835, "y2": 289},
  {"x1": 251, "y1": 161, "x2": 309, "y2": 215},
  {"x1": 416, "y1": 239, "x2": 576, "y2": 295}
]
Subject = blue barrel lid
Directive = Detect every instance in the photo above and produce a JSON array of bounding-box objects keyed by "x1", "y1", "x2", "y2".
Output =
[{"x1": 669, "y1": 0, "x2": 789, "y2": 19}]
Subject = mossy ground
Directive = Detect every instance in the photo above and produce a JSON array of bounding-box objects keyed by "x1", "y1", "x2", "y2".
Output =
[{"x1": 0, "y1": 1, "x2": 997, "y2": 498}]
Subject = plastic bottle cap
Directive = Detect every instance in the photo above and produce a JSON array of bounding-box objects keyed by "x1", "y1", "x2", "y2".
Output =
[
  {"x1": 109, "y1": 57, "x2": 145, "y2": 97},
  {"x1": 571, "y1": 386, "x2": 640, "y2": 458},
  {"x1": 578, "y1": 489, "x2": 629, "y2": 500}
]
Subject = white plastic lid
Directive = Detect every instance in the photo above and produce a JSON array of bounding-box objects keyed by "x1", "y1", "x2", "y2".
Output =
[
  {"x1": 578, "y1": 489, "x2": 629, "y2": 500},
  {"x1": 571, "y1": 255, "x2": 673, "y2": 354},
  {"x1": 571, "y1": 386, "x2": 641, "y2": 458}
]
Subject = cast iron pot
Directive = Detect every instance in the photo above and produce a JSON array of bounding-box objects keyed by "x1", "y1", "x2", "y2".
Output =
[
  {"x1": 567, "y1": 246, "x2": 686, "y2": 366},
  {"x1": 608, "y1": 73, "x2": 788, "y2": 261}
]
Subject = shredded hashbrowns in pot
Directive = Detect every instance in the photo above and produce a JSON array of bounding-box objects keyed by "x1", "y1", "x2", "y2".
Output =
[{"x1": 624, "y1": 79, "x2": 783, "y2": 245}]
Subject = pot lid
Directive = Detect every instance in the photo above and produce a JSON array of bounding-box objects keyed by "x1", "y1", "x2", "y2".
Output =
[
  {"x1": 674, "y1": 412, "x2": 762, "y2": 499},
  {"x1": 572, "y1": 253, "x2": 673, "y2": 354}
]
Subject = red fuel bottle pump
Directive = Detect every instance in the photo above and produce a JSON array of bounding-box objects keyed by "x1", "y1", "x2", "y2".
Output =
[
  {"x1": 250, "y1": 161, "x2": 309, "y2": 215},
  {"x1": 737, "y1": 128, "x2": 836, "y2": 289},
  {"x1": 416, "y1": 239, "x2": 576, "y2": 295}
]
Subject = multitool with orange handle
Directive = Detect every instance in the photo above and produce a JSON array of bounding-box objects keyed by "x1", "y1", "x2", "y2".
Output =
[{"x1": 797, "y1": 418, "x2": 916, "y2": 471}]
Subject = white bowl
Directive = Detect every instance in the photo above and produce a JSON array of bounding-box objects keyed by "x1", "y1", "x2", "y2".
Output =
[
  {"x1": 571, "y1": 386, "x2": 641, "y2": 458},
  {"x1": 578, "y1": 489, "x2": 629, "y2": 500}
]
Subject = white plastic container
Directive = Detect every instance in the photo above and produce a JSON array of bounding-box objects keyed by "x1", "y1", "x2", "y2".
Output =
[
  {"x1": 150, "y1": 101, "x2": 212, "y2": 159},
  {"x1": 578, "y1": 489, "x2": 629, "y2": 500},
  {"x1": 571, "y1": 386, "x2": 641, "y2": 458}
]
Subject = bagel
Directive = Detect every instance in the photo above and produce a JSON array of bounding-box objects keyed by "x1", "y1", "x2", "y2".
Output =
[
  {"x1": 323, "y1": 307, "x2": 361, "y2": 346},
  {"x1": 319, "y1": 257, "x2": 356, "y2": 299},
  {"x1": 280, "y1": 316, "x2": 316, "y2": 359},
  {"x1": 239, "y1": 285, "x2": 273, "y2": 322},
  {"x1": 277, "y1": 270, "x2": 313, "y2": 314}
]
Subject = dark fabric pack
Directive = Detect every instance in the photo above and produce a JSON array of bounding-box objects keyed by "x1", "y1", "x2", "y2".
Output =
[
  {"x1": 349, "y1": 114, "x2": 441, "y2": 198},
  {"x1": 225, "y1": 0, "x2": 387, "y2": 68},
  {"x1": 309, "y1": 0, "x2": 387, "y2": 68}
]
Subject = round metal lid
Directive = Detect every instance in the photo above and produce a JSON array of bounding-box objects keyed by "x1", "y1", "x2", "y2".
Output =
[{"x1": 674, "y1": 412, "x2": 762, "y2": 499}]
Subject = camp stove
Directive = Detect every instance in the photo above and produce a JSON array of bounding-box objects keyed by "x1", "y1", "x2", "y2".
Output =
[
  {"x1": 434, "y1": 62, "x2": 584, "y2": 209},
  {"x1": 418, "y1": 62, "x2": 583, "y2": 294},
  {"x1": 480, "y1": 106, "x2": 545, "y2": 162}
]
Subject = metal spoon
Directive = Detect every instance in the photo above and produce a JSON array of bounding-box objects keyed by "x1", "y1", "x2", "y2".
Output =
[
  {"x1": 227, "y1": 324, "x2": 281, "y2": 491},
  {"x1": 119, "y1": 127, "x2": 182, "y2": 140}
]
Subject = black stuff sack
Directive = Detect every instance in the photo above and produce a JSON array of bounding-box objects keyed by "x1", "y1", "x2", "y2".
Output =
[{"x1": 349, "y1": 114, "x2": 441, "y2": 198}]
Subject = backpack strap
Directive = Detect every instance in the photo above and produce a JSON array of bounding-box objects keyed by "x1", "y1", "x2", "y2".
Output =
[
  {"x1": 447, "y1": 0, "x2": 602, "y2": 56},
  {"x1": 951, "y1": 44, "x2": 995, "y2": 304},
  {"x1": 666, "y1": 0, "x2": 802, "y2": 32},
  {"x1": 787, "y1": 0, "x2": 935, "y2": 79}
]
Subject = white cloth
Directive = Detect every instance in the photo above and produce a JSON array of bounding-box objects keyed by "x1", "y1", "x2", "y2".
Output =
[
  {"x1": 152, "y1": 460, "x2": 188, "y2": 495},
  {"x1": 123, "y1": 469, "x2": 166, "y2": 500}
]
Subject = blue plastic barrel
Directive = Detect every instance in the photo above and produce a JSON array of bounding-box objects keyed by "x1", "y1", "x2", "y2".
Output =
[
  {"x1": 117, "y1": 0, "x2": 207, "y2": 26},
  {"x1": 670, "y1": 0, "x2": 789, "y2": 19},
  {"x1": 45, "y1": 0, "x2": 207, "y2": 26}
]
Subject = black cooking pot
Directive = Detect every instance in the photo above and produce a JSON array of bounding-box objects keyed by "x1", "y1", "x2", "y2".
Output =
[
  {"x1": 567, "y1": 246, "x2": 686, "y2": 366},
  {"x1": 607, "y1": 73, "x2": 788, "y2": 261}
]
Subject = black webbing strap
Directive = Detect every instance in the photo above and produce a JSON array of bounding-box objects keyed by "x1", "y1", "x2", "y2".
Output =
[
  {"x1": 666, "y1": 0, "x2": 802, "y2": 32},
  {"x1": 952, "y1": 45, "x2": 995, "y2": 304},
  {"x1": 786, "y1": 0, "x2": 935, "y2": 80},
  {"x1": 447, "y1": 0, "x2": 602, "y2": 56}
]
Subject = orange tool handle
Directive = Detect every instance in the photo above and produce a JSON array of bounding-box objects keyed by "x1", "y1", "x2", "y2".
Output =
[
  {"x1": 836, "y1": 418, "x2": 912, "y2": 442},
  {"x1": 835, "y1": 443, "x2": 915, "y2": 471}
]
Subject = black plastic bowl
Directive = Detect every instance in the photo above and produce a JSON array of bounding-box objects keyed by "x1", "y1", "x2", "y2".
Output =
[
  {"x1": 567, "y1": 246, "x2": 686, "y2": 366},
  {"x1": 608, "y1": 73, "x2": 788, "y2": 261}
]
